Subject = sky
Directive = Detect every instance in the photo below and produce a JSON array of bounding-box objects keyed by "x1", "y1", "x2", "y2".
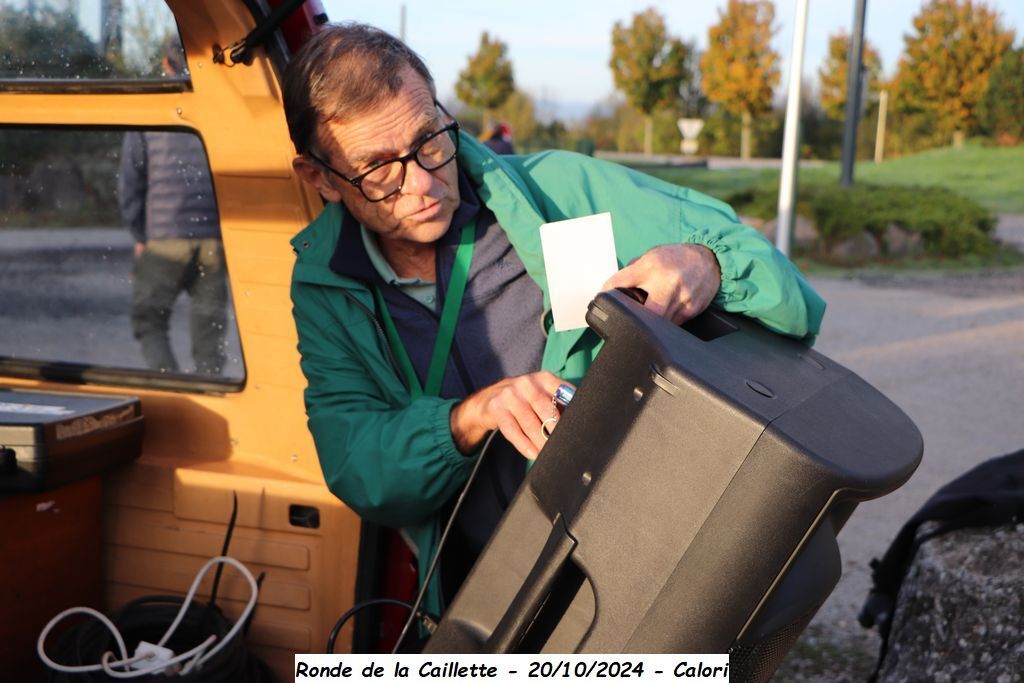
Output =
[{"x1": 319, "y1": 0, "x2": 1024, "y2": 120}]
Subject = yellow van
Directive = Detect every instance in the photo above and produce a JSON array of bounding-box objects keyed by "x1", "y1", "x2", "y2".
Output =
[{"x1": 0, "y1": 2, "x2": 386, "y2": 679}]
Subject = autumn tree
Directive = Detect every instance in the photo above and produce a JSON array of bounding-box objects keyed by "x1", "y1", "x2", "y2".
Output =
[
  {"x1": 818, "y1": 32, "x2": 883, "y2": 121},
  {"x1": 455, "y1": 32, "x2": 515, "y2": 131},
  {"x1": 978, "y1": 45, "x2": 1024, "y2": 144},
  {"x1": 894, "y1": 0, "x2": 1015, "y2": 147},
  {"x1": 609, "y1": 8, "x2": 690, "y2": 156},
  {"x1": 701, "y1": 0, "x2": 779, "y2": 159},
  {"x1": 492, "y1": 89, "x2": 538, "y2": 147}
]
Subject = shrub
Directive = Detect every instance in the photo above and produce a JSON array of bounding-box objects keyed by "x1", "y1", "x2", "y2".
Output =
[{"x1": 728, "y1": 182, "x2": 995, "y2": 257}]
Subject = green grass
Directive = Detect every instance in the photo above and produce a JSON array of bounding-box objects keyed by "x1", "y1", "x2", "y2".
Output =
[
  {"x1": 804, "y1": 143, "x2": 1024, "y2": 214},
  {"x1": 633, "y1": 142, "x2": 1024, "y2": 214}
]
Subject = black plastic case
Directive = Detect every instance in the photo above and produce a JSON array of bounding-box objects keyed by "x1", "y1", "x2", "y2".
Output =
[{"x1": 0, "y1": 389, "x2": 144, "y2": 493}]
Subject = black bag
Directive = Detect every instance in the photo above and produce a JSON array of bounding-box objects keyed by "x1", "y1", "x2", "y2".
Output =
[{"x1": 860, "y1": 448, "x2": 1024, "y2": 677}]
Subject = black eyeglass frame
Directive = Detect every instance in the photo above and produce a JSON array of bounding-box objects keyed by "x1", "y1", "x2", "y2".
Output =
[{"x1": 307, "y1": 102, "x2": 460, "y2": 203}]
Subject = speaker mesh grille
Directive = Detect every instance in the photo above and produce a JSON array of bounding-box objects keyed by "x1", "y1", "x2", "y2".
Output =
[{"x1": 728, "y1": 609, "x2": 817, "y2": 683}]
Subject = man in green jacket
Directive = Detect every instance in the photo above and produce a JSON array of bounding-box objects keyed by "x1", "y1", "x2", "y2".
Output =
[{"x1": 284, "y1": 24, "x2": 825, "y2": 616}]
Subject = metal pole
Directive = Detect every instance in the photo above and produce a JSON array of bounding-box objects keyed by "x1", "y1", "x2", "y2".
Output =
[
  {"x1": 400, "y1": 4, "x2": 407, "y2": 41},
  {"x1": 840, "y1": 0, "x2": 868, "y2": 187},
  {"x1": 775, "y1": 0, "x2": 810, "y2": 257},
  {"x1": 874, "y1": 89, "x2": 888, "y2": 163}
]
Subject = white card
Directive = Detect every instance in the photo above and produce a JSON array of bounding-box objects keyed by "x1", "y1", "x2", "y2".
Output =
[{"x1": 539, "y1": 212, "x2": 619, "y2": 331}]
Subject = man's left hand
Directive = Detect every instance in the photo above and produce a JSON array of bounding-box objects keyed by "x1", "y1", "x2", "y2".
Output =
[{"x1": 602, "y1": 244, "x2": 721, "y2": 325}]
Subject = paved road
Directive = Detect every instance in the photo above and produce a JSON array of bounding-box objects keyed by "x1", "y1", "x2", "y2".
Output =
[
  {"x1": 597, "y1": 151, "x2": 827, "y2": 171},
  {"x1": 779, "y1": 269, "x2": 1024, "y2": 681}
]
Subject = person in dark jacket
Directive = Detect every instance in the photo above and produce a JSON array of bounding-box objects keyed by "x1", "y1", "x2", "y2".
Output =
[
  {"x1": 118, "y1": 130, "x2": 226, "y2": 375},
  {"x1": 483, "y1": 122, "x2": 515, "y2": 154}
]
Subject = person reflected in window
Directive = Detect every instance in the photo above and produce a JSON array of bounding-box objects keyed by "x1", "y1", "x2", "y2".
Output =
[
  {"x1": 483, "y1": 122, "x2": 515, "y2": 154},
  {"x1": 117, "y1": 39, "x2": 226, "y2": 375}
]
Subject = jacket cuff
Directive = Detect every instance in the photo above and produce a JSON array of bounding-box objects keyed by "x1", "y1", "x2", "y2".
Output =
[
  {"x1": 432, "y1": 398, "x2": 466, "y2": 466},
  {"x1": 684, "y1": 233, "x2": 741, "y2": 306}
]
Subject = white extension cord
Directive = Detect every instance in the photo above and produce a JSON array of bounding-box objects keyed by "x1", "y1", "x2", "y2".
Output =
[{"x1": 37, "y1": 555, "x2": 259, "y2": 678}]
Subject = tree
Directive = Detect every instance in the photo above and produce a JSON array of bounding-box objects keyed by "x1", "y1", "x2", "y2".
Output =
[
  {"x1": 700, "y1": 0, "x2": 780, "y2": 159},
  {"x1": 818, "y1": 32, "x2": 883, "y2": 121},
  {"x1": 122, "y1": 0, "x2": 179, "y2": 77},
  {"x1": 0, "y1": 5, "x2": 111, "y2": 80},
  {"x1": 493, "y1": 90, "x2": 538, "y2": 148},
  {"x1": 978, "y1": 45, "x2": 1024, "y2": 144},
  {"x1": 455, "y1": 32, "x2": 515, "y2": 131},
  {"x1": 609, "y1": 8, "x2": 690, "y2": 156},
  {"x1": 893, "y1": 0, "x2": 1015, "y2": 147}
]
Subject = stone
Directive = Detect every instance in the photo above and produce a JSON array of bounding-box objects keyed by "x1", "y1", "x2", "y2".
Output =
[
  {"x1": 877, "y1": 524, "x2": 1024, "y2": 683},
  {"x1": 883, "y1": 223, "x2": 925, "y2": 258},
  {"x1": 830, "y1": 231, "x2": 880, "y2": 264},
  {"x1": 994, "y1": 213, "x2": 1024, "y2": 252},
  {"x1": 792, "y1": 215, "x2": 819, "y2": 250},
  {"x1": 755, "y1": 215, "x2": 820, "y2": 251}
]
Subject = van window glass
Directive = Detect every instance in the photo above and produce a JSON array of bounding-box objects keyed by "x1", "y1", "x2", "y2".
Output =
[
  {"x1": 0, "y1": 127, "x2": 245, "y2": 389},
  {"x1": 0, "y1": 1, "x2": 188, "y2": 84}
]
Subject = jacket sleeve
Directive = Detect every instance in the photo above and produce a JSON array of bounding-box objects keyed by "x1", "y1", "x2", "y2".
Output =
[
  {"x1": 518, "y1": 153, "x2": 825, "y2": 343},
  {"x1": 292, "y1": 281, "x2": 477, "y2": 528},
  {"x1": 118, "y1": 131, "x2": 148, "y2": 244},
  {"x1": 675, "y1": 189, "x2": 826, "y2": 343}
]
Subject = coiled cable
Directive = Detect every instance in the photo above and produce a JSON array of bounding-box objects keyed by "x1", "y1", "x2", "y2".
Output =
[{"x1": 38, "y1": 556, "x2": 268, "y2": 681}]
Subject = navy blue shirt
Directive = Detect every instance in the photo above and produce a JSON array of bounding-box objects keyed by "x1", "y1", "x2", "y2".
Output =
[{"x1": 328, "y1": 168, "x2": 546, "y2": 601}]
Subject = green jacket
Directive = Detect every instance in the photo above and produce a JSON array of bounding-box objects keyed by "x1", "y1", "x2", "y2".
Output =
[{"x1": 289, "y1": 133, "x2": 825, "y2": 615}]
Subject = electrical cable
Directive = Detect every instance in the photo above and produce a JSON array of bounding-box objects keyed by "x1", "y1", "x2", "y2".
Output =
[
  {"x1": 38, "y1": 556, "x2": 260, "y2": 680},
  {"x1": 390, "y1": 429, "x2": 499, "y2": 654},
  {"x1": 40, "y1": 594, "x2": 271, "y2": 682},
  {"x1": 325, "y1": 598, "x2": 430, "y2": 654},
  {"x1": 208, "y1": 491, "x2": 239, "y2": 609},
  {"x1": 37, "y1": 492, "x2": 270, "y2": 681}
]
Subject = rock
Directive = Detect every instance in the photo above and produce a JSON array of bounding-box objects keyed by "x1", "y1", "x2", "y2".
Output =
[
  {"x1": 830, "y1": 231, "x2": 880, "y2": 263},
  {"x1": 994, "y1": 214, "x2": 1024, "y2": 252},
  {"x1": 878, "y1": 524, "x2": 1024, "y2": 683},
  {"x1": 756, "y1": 215, "x2": 820, "y2": 250},
  {"x1": 883, "y1": 223, "x2": 925, "y2": 258}
]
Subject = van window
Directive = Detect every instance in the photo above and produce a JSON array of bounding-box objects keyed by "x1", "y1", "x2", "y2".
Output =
[
  {"x1": 0, "y1": 126, "x2": 245, "y2": 391},
  {"x1": 0, "y1": 1, "x2": 188, "y2": 87}
]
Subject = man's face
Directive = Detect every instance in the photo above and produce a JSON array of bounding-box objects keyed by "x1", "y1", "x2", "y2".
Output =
[{"x1": 299, "y1": 67, "x2": 460, "y2": 247}]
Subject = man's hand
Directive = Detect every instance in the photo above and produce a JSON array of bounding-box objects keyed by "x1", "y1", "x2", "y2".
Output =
[
  {"x1": 602, "y1": 244, "x2": 721, "y2": 325},
  {"x1": 133, "y1": 242, "x2": 146, "y2": 258},
  {"x1": 450, "y1": 371, "x2": 569, "y2": 460}
]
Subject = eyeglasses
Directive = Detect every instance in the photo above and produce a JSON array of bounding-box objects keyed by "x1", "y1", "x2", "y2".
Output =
[{"x1": 308, "y1": 104, "x2": 460, "y2": 203}]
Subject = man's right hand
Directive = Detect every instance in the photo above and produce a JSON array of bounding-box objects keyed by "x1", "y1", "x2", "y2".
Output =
[
  {"x1": 450, "y1": 371, "x2": 569, "y2": 460},
  {"x1": 133, "y1": 242, "x2": 146, "y2": 258}
]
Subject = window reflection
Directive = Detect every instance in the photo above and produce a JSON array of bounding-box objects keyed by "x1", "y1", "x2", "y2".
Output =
[
  {"x1": 0, "y1": 1, "x2": 187, "y2": 83},
  {"x1": 119, "y1": 131, "x2": 228, "y2": 375},
  {"x1": 0, "y1": 127, "x2": 244, "y2": 385}
]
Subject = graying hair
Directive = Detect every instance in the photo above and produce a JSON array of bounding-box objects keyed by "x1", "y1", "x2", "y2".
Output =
[{"x1": 283, "y1": 23, "x2": 436, "y2": 155}]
